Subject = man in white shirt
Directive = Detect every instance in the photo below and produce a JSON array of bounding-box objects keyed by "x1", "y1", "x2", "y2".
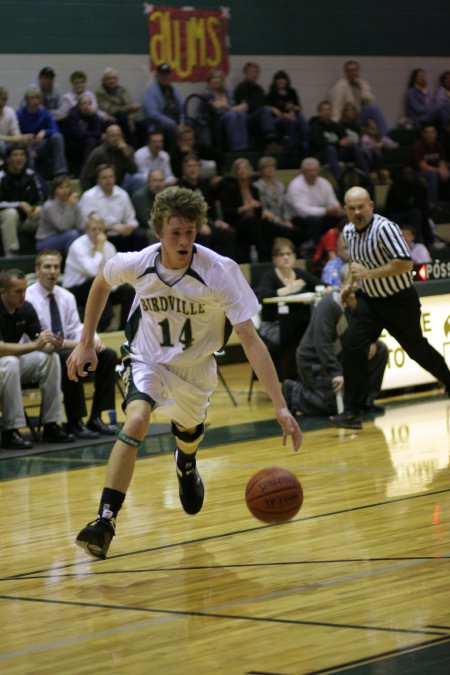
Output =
[
  {"x1": 0, "y1": 87, "x2": 33, "y2": 158},
  {"x1": 329, "y1": 61, "x2": 393, "y2": 141},
  {"x1": 78, "y1": 164, "x2": 149, "y2": 252},
  {"x1": 286, "y1": 157, "x2": 346, "y2": 251},
  {"x1": 63, "y1": 213, "x2": 135, "y2": 331},
  {"x1": 26, "y1": 250, "x2": 119, "y2": 438},
  {"x1": 124, "y1": 131, "x2": 177, "y2": 195}
]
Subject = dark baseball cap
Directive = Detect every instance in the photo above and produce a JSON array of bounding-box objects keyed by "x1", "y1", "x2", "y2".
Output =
[
  {"x1": 39, "y1": 67, "x2": 56, "y2": 78},
  {"x1": 157, "y1": 63, "x2": 171, "y2": 74}
]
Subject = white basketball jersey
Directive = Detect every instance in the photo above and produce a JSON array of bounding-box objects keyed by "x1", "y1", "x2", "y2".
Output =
[{"x1": 103, "y1": 243, "x2": 259, "y2": 367}]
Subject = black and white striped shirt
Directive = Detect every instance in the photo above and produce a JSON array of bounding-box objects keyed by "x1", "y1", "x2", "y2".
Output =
[{"x1": 343, "y1": 214, "x2": 413, "y2": 298}]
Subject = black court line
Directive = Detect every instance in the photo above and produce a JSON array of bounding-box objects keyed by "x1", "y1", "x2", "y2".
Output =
[
  {"x1": 427, "y1": 624, "x2": 450, "y2": 630},
  {"x1": 300, "y1": 635, "x2": 450, "y2": 674},
  {"x1": 2, "y1": 486, "x2": 449, "y2": 582},
  {"x1": 4, "y1": 555, "x2": 449, "y2": 581},
  {"x1": 0, "y1": 594, "x2": 447, "y2": 638}
]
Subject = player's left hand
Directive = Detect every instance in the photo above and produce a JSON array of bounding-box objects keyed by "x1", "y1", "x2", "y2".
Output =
[{"x1": 276, "y1": 407, "x2": 302, "y2": 452}]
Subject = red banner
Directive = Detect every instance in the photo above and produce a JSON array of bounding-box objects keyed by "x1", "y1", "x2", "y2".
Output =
[{"x1": 147, "y1": 6, "x2": 230, "y2": 82}]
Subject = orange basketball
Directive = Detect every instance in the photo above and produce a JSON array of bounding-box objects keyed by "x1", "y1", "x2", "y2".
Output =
[{"x1": 245, "y1": 467, "x2": 303, "y2": 523}]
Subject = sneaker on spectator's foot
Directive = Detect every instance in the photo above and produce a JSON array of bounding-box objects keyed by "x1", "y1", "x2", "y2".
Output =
[
  {"x1": 75, "y1": 517, "x2": 115, "y2": 559},
  {"x1": 175, "y1": 452, "x2": 204, "y2": 515},
  {"x1": 329, "y1": 411, "x2": 362, "y2": 430}
]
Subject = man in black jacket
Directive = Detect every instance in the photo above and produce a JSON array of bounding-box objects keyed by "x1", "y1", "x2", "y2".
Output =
[{"x1": 0, "y1": 143, "x2": 45, "y2": 256}]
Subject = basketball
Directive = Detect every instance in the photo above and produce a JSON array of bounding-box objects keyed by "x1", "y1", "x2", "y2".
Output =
[{"x1": 245, "y1": 467, "x2": 303, "y2": 523}]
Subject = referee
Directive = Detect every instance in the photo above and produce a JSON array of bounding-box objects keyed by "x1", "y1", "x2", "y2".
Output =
[{"x1": 330, "y1": 186, "x2": 450, "y2": 429}]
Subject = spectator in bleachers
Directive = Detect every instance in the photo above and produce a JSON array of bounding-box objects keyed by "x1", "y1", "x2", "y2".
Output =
[
  {"x1": 63, "y1": 93, "x2": 103, "y2": 176},
  {"x1": 360, "y1": 118, "x2": 392, "y2": 184},
  {"x1": 0, "y1": 143, "x2": 46, "y2": 256},
  {"x1": 63, "y1": 214, "x2": 135, "y2": 331},
  {"x1": 385, "y1": 166, "x2": 431, "y2": 244},
  {"x1": 321, "y1": 232, "x2": 349, "y2": 286},
  {"x1": 218, "y1": 157, "x2": 273, "y2": 262},
  {"x1": 16, "y1": 88, "x2": 68, "y2": 178},
  {"x1": 178, "y1": 154, "x2": 236, "y2": 259},
  {"x1": 286, "y1": 157, "x2": 346, "y2": 253},
  {"x1": 253, "y1": 155, "x2": 303, "y2": 249},
  {"x1": 435, "y1": 71, "x2": 450, "y2": 114},
  {"x1": 400, "y1": 223, "x2": 432, "y2": 265},
  {"x1": 96, "y1": 68, "x2": 141, "y2": 144},
  {"x1": 29, "y1": 67, "x2": 65, "y2": 121},
  {"x1": 329, "y1": 61, "x2": 394, "y2": 143},
  {"x1": 406, "y1": 68, "x2": 449, "y2": 131},
  {"x1": 125, "y1": 130, "x2": 177, "y2": 194},
  {"x1": 79, "y1": 124, "x2": 137, "y2": 191},
  {"x1": 266, "y1": 70, "x2": 309, "y2": 148},
  {"x1": 141, "y1": 63, "x2": 184, "y2": 152},
  {"x1": 0, "y1": 267, "x2": 73, "y2": 449},
  {"x1": 309, "y1": 100, "x2": 372, "y2": 190},
  {"x1": 79, "y1": 163, "x2": 148, "y2": 252},
  {"x1": 409, "y1": 124, "x2": 450, "y2": 206},
  {"x1": 202, "y1": 68, "x2": 249, "y2": 152},
  {"x1": 256, "y1": 237, "x2": 320, "y2": 350},
  {"x1": 170, "y1": 124, "x2": 224, "y2": 179},
  {"x1": 26, "y1": 250, "x2": 119, "y2": 438},
  {"x1": 59, "y1": 70, "x2": 112, "y2": 122},
  {"x1": 35, "y1": 176, "x2": 82, "y2": 256},
  {"x1": 0, "y1": 87, "x2": 32, "y2": 159},
  {"x1": 233, "y1": 62, "x2": 283, "y2": 151},
  {"x1": 131, "y1": 168, "x2": 165, "y2": 233}
]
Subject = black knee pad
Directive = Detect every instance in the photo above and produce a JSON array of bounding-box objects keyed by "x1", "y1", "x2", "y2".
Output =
[{"x1": 171, "y1": 422, "x2": 204, "y2": 443}]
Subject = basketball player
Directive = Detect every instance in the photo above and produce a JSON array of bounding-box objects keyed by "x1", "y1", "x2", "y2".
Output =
[{"x1": 67, "y1": 186, "x2": 302, "y2": 559}]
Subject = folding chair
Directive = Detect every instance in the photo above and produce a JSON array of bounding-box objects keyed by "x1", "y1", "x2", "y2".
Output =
[{"x1": 214, "y1": 351, "x2": 237, "y2": 406}]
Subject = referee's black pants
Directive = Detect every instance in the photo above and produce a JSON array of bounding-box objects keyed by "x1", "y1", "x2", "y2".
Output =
[
  {"x1": 343, "y1": 287, "x2": 450, "y2": 412},
  {"x1": 58, "y1": 347, "x2": 118, "y2": 422}
]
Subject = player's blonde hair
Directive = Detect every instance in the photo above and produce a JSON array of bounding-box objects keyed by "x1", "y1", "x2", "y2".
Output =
[{"x1": 149, "y1": 186, "x2": 208, "y2": 235}]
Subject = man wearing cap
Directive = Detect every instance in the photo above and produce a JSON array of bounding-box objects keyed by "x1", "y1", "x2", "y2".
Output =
[
  {"x1": 29, "y1": 67, "x2": 65, "y2": 121},
  {"x1": 141, "y1": 64, "x2": 184, "y2": 152}
]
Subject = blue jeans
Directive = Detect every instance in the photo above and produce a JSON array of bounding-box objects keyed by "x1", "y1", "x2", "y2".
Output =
[
  {"x1": 36, "y1": 229, "x2": 80, "y2": 257},
  {"x1": 33, "y1": 132, "x2": 68, "y2": 176},
  {"x1": 219, "y1": 109, "x2": 248, "y2": 151}
]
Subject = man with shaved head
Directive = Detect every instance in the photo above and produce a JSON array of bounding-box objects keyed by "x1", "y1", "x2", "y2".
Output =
[{"x1": 330, "y1": 186, "x2": 450, "y2": 429}]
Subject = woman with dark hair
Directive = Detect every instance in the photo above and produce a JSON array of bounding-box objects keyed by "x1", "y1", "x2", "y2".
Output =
[
  {"x1": 406, "y1": 68, "x2": 447, "y2": 129},
  {"x1": 435, "y1": 70, "x2": 450, "y2": 117},
  {"x1": 266, "y1": 70, "x2": 308, "y2": 146},
  {"x1": 202, "y1": 68, "x2": 249, "y2": 151},
  {"x1": 36, "y1": 176, "x2": 82, "y2": 255}
]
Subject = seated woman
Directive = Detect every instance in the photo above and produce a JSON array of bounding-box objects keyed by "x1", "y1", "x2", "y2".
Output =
[
  {"x1": 256, "y1": 237, "x2": 320, "y2": 350},
  {"x1": 253, "y1": 155, "x2": 303, "y2": 249},
  {"x1": 202, "y1": 68, "x2": 249, "y2": 152},
  {"x1": 35, "y1": 176, "x2": 82, "y2": 256},
  {"x1": 218, "y1": 157, "x2": 273, "y2": 262},
  {"x1": 435, "y1": 70, "x2": 450, "y2": 119},
  {"x1": 406, "y1": 68, "x2": 447, "y2": 130},
  {"x1": 266, "y1": 70, "x2": 308, "y2": 147}
]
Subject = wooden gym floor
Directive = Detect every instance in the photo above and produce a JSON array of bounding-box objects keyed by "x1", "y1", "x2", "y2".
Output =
[{"x1": 0, "y1": 362, "x2": 449, "y2": 674}]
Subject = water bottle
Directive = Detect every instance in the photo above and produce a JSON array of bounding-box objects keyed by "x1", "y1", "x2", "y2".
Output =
[
  {"x1": 249, "y1": 245, "x2": 259, "y2": 263},
  {"x1": 329, "y1": 265, "x2": 341, "y2": 288}
]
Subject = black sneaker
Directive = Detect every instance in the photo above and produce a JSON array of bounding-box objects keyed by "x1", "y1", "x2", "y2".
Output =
[
  {"x1": 75, "y1": 517, "x2": 115, "y2": 559},
  {"x1": 329, "y1": 411, "x2": 362, "y2": 430},
  {"x1": 175, "y1": 452, "x2": 204, "y2": 515}
]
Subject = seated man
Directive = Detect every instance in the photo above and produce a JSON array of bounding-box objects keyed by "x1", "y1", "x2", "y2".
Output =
[
  {"x1": 285, "y1": 157, "x2": 346, "y2": 251},
  {"x1": 329, "y1": 61, "x2": 394, "y2": 143},
  {"x1": 283, "y1": 272, "x2": 388, "y2": 416},
  {"x1": 26, "y1": 250, "x2": 119, "y2": 438},
  {"x1": 178, "y1": 154, "x2": 236, "y2": 259},
  {"x1": 170, "y1": 124, "x2": 224, "y2": 179},
  {"x1": 141, "y1": 63, "x2": 184, "y2": 152},
  {"x1": 63, "y1": 93, "x2": 103, "y2": 176},
  {"x1": 0, "y1": 87, "x2": 32, "y2": 158},
  {"x1": 16, "y1": 88, "x2": 68, "y2": 178},
  {"x1": 96, "y1": 68, "x2": 141, "y2": 144},
  {"x1": 131, "y1": 168, "x2": 165, "y2": 232},
  {"x1": 0, "y1": 268, "x2": 73, "y2": 449},
  {"x1": 0, "y1": 143, "x2": 46, "y2": 256},
  {"x1": 29, "y1": 67, "x2": 64, "y2": 121},
  {"x1": 63, "y1": 213, "x2": 135, "y2": 331},
  {"x1": 125, "y1": 130, "x2": 177, "y2": 194},
  {"x1": 79, "y1": 163, "x2": 148, "y2": 252},
  {"x1": 233, "y1": 62, "x2": 283, "y2": 150},
  {"x1": 79, "y1": 124, "x2": 137, "y2": 191},
  {"x1": 308, "y1": 100, "x2": 371, "y2": 188},
  {"x1": 409, "y1": 125, "x2": 450, "y2": 206}
]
